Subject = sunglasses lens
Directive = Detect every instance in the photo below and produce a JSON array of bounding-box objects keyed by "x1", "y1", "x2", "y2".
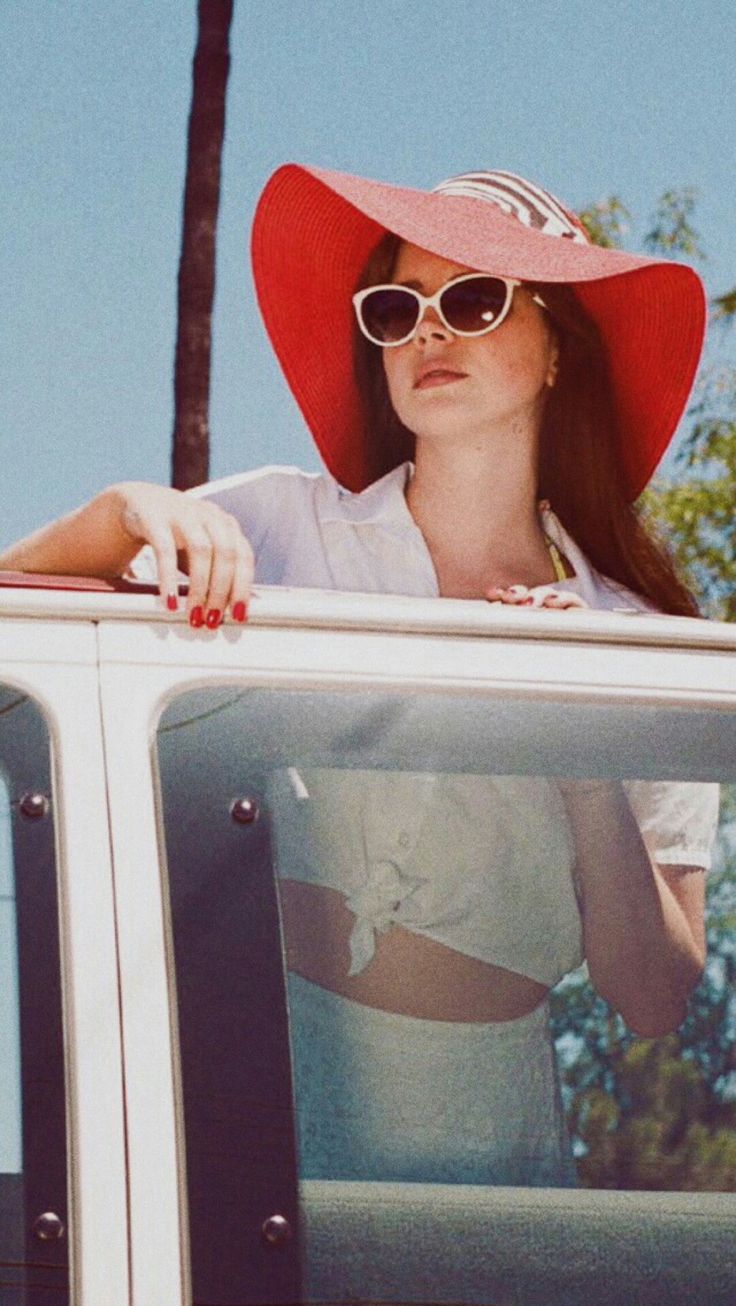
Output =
[
  {"x1": 440, "y1": 276, "x2": 511, "y2": 333},
  {"x1": 359, "y1": 288, "x2": 419, "y2": 343}
]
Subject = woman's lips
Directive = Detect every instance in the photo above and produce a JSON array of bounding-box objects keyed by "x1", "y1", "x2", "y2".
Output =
[{"x1": 413, "y1": 368, "x2": 467, "y2": 390}]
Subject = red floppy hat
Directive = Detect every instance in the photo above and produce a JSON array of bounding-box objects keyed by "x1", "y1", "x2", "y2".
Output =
[{"x1": 251, "y1": 163, "x2": 707, "y2": 500}]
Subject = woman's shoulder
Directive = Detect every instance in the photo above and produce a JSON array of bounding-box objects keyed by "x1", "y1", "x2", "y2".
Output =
[
  {"x1": 189, "y1": 464, "x2": 328, "y2": 508},
  {"x1": 191, "y1": 461, "x2": 415, "y2": 538},
  {"x1": 583, "y1": 571, "x2": 659, "y2": 614},
  {"x1": 190, "y1": 464, "x2": 343, "y2": 537}
]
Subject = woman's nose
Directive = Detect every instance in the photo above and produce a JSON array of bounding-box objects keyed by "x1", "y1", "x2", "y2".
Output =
[{"x1": 414, "y1": 308, "x2": 453, "y2": 345}]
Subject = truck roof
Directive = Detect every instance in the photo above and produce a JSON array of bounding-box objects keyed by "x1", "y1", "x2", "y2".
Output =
[{"x1": 1, "y1": 570, "x2": 735, "y2": 652}]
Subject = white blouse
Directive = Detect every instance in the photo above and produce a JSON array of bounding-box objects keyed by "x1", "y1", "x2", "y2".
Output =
[
  {"x1": 136, "y1": 461, "x2": 720, "y2": 985},
  {"x1": 184, "y1": 459, "x2": 660, "y2": 609}
]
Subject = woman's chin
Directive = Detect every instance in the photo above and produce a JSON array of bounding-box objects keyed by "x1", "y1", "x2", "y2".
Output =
[{"x1": 398, "y1": 397, "x2": 478, "y2": 439}]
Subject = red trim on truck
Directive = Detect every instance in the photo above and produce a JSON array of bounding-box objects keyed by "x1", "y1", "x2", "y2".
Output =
[{"x1": 0, "y1": 570, "x2": 165, "y2": 594}]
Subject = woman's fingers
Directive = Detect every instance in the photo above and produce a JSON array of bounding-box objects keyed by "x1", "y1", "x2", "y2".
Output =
[
  {"x1": 198, "y1": 510, "x2": 253, "y2": 626},
  {"x1": 541, "y1": 590, "x2": 587, "y2": 609},
  {"x1": 118, "y1": 485, "x2": 254, "y2": 627},
  {"x1": 179, "y1": 505, "x2": 255, "y2": 626},
  {"x1": 229, "y1": 532, "x2": 255, "y2": 623},
  {"x1": 486, "y1": 584, "x2": 532, "y2": 605},
  {"x1": 121, "y1": 491, "x2": 188, "y2": 610},
  {"x1": 147, "y1": 527, "x2": 181, "y2": 613},
  {"x1": 180, "y1": 523, "x2": 216, "y2": 623},
  {"x1": 486, "y1": 583, "x2": 588, "y2": 610}
]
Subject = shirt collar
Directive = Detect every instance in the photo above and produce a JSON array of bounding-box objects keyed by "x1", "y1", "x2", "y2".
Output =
[
  {"x1": 325, "y1": 465, "x2": 583, "y2": 564},
  {"x1": 321, "y1": 461, "x2": 417, "y2": 530},
  {"x1": 539, "y1": 502, "x2": 649, "y2": 608},
  {"x1": 323, "y1": 463, "x2": 643, "y2": 609}
]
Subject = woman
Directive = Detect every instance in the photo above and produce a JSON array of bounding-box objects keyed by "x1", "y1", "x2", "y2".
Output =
[{"x1": 1, "y1": 165, "x2": 719, "y2": 1186}]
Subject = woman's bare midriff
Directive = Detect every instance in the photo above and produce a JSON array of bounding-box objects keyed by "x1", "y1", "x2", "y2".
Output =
[{"x1": 278, "y1": 879, "x2": 550, "y2": 1023}]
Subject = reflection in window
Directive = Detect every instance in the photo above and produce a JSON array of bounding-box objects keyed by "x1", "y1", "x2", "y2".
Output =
[
  {"x1": 270, "y1": 765, "x2": 722, "y2": 1191},
  {"x1": 157, "y1": 687, "x2": 734, "y2": 1214},
  {"x1": 553, "y1": 786, "x2": 736, "y2": 1191}
]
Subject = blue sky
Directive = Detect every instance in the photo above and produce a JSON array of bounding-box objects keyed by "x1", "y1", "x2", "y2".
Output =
[{"x1": 2, "y1": 0, "x2": 735, "y2": 546}]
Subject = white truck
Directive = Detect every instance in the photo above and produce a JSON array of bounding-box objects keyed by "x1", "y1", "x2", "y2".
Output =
[{"x1": 1, "y1": 572, "x2": 735, "y2": 1305}]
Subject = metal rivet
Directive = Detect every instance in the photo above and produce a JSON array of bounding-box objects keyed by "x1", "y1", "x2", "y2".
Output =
[
  {"x1": 230, "y1": 797, "x2": 259, "y2": 825},
  {"x1": 33, "y1": 1211, "x2": 65, "y2": 1241},
  {"x1": 261, "y1": 1213, "x2": 292, "y2": 1246},
  {"x1": 19, "y1": 793, "x2": 49, "y2": 821}
]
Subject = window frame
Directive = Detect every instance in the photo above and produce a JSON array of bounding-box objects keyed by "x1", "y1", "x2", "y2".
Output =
[
  {"x1": 0, "y1": 612, "x2": 129, "y2": 1306},
  {"x1": 0, "y1": 688, "x2": 67, "y2": 1300},
  {"x1": 96, "y1": 598, "x2": 736, "y2": 1306}
]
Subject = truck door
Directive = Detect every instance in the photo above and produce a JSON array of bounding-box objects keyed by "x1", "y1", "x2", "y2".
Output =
[
  {"x1": 0, "y1": 687, "x2": 67, "y2": 1304},
  {"x1": 151, "y1": 676, "x2": 736, "y2": 1306}
]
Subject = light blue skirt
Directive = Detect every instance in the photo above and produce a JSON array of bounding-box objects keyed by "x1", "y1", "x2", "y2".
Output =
[{"x1": 286, "y1": 972, "x2": 577, "y2": 1188}]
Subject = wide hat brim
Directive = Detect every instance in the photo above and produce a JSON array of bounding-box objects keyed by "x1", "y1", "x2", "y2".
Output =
[{"x1": 251, "y1": 163, "x2": 706, "y2": 500}]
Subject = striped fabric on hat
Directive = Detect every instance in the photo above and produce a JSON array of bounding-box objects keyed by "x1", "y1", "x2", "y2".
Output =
[{"x1": 432, "y1": 170, "x2": 590, "y2": 245}]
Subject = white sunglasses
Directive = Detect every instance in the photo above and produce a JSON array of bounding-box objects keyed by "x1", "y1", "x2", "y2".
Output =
[{"x1": 353, "y1": 272, "x2": 546, "y2": 347}]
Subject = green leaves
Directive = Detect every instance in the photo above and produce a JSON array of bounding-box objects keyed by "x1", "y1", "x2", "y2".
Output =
[
  {"x1": 578, "y1": 186, "x2": 706, "y2": 260},
  {"x1": 578, "y1": 196, "x2": 632, "y2": 249},
  {"x1": 552, "y1": 853, "x2": 736, "y2": 1190},
  {"x1": 642, "y1": 367, "x2": 736, "y2": 621},
  {"x1": 549, "y1": 185, "x2": 736, "y2": 1190},
  {"x1": 581, "y1": 186, "x2": 735, "y2": 622},
  {"x1": 713, "y1": 287, "x2": 736, "y2": 324},
  {"x1": 643, "y1": 187, "x2": 706, "y2": 261}
]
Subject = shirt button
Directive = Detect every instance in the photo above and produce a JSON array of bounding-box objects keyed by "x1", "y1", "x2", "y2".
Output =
[{"x1": 397, "y1": 831, "x2": 411, "y2": 849}]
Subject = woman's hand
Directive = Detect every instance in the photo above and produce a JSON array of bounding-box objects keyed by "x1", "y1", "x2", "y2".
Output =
[
  {"x1": 0, "y1": 479, "x2": 254, "y2": 627},
  {"x1": 486, "y1": 583, "x2": 588, "y2": 610},
  {"x1": 115, "y1": 483, "x2": 254, "y2": 627},
  {"x1": 556, "y1": 778, "x2": 706, "y2": 1035}
]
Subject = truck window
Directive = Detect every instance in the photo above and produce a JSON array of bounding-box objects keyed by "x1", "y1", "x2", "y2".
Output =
[
  {"x1": 0, "y1": 688, "x2": 68, "y2": 1304},
  {"x1": 155, "y1": 685, "x2": 734, "y2": 1305}
]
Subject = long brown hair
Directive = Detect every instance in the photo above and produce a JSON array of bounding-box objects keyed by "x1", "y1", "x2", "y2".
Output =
[{"x1": 353, "y1": 233, "x2": 699, "y2": 617}]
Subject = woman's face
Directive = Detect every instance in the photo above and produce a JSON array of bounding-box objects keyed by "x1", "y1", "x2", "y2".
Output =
[{"x1": 381, "y1": 242, "x2": 559, "y2": 448}]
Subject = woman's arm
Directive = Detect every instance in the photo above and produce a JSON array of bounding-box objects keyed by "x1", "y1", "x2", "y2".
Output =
[
  {"x1": 559, "y1": 779, "x2": 706, "y2": 1037},
  {"x1": 0, "y1": 482, "x2": 254, "y2": 624}
]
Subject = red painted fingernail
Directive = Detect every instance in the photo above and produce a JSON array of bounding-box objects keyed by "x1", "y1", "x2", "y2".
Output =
[
  {"x1": 206, "y1": 609, "x2": 222, "y2": 629},
  {"x1": 167, "y1": 593, "x2": 178, "y2": 612},
  {"x1": 189, "y1": 606, "x2": 204, "y2": 628},
  {"x1": 232, "y1": 601, "x2": 247, "y2": 623}
]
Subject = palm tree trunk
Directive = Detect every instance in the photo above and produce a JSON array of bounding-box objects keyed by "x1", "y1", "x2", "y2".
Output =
[{"x1": 171, "y1": 0, "x2": 234, "y2": 489}]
